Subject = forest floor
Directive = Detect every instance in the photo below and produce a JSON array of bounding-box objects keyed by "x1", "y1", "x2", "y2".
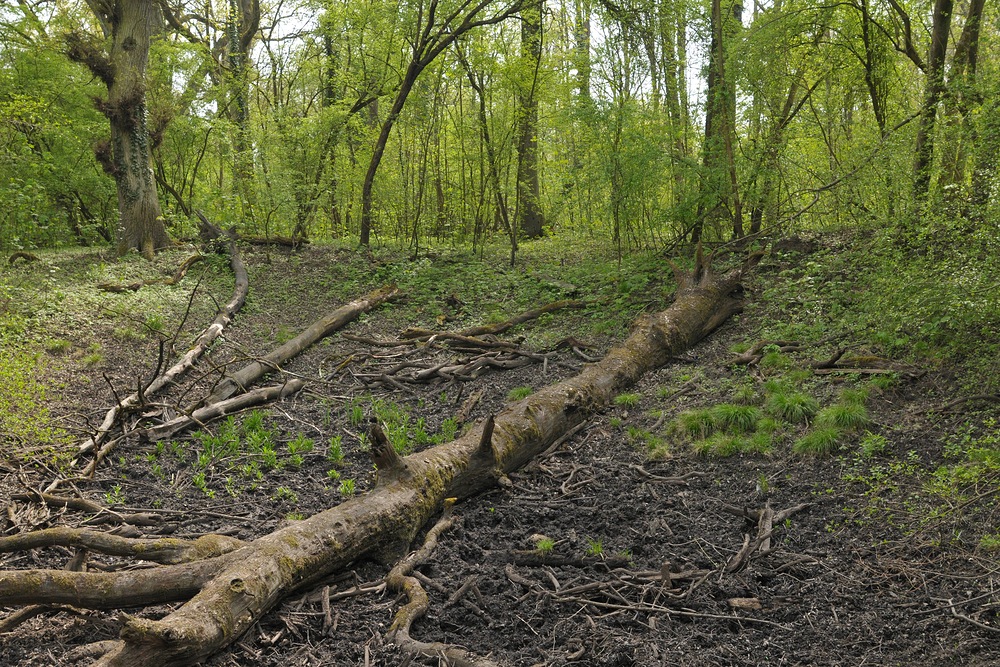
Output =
[{"x1": 1, "y1": 237, "x2": 999, "y2": 666}]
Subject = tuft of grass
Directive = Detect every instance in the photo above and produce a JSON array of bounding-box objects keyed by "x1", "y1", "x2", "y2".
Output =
[
  {"x1": 755, "y1": 417, "x2": 781, "y2": 434},
  {"x1": 816, "y1": 402, "x2": 870, "y2": 431},
  {"x1": 793, "y1": 426, "x2": 842, "y2": 456},
  {"x1": 744, "y1": 430, "x2": 774, "y2": 454},
  {"x1": 759, "y1": 350, "x2": 792, "y2": 371},
  {"x1": 82, "y1": 351, "x2": 103, "y2": 367},
  {"x1": 339, "y1": 478, "x2": 356, "y2": 497},
  {"x1": 44, "y1": 338, "x2": 73, "y2": 354},
  {"x1": 765, "y1": 390, "x2": 819, "y2": 423},
  {"x1": 585, "y1": 537, "x2": 603, "y2": 556},
  {"x1": 840, "y1": 387, "x2": 870, "y2": 405},
  {"x1": 507, "y1": 386, "x2": 534, "y2": 401},
  {"x1": 733, "y1": 384, "x2": 758, "y2": 405},
  {"x1": 868, "y1": 373, "x2": 899, "y2": 392},
  {"x1": 535, "y1": 537, "x2": 555, "y2": 553},
  {"x1": 710, "y1": 403, "x2": 761, "y2": 434},
  {"x1": 692, "y1": 433, "x2": 745, "y2": 457},
  {"x1": 614, "y1": 392, "x2": 641, "y2": 408},
  {"x1": 676, "y1": 408, "x2": 715, "y2": 439}
]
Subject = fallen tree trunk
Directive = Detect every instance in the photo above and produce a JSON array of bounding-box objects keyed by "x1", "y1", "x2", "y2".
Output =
[{"x1": 0, "y1": 252, "x2": 755, "y2": 666}]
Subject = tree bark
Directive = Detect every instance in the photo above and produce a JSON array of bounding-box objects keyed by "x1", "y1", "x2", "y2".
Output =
[
  {"x1": 912, "y1": 0, "x2": 954, "y2": 200},
  {"x1": 0, "y1": 252, "x2": 756, "y2": 667},
  {"x1": 83, "y1": 0, "x2": 172, "y2": 258},
  {"x1": 516, "y1": 0, "x2": 545, "y2": 239},
  {"x1": 694, "y1": 0, "x2": 742, "y2": 242}
]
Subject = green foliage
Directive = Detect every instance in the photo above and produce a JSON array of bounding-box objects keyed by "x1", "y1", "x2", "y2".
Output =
[
  {"x1": 104, "y1": 484, "x2": 125, "y2": 505},
  {"x1": 339, "y1": 478, "x2": 356, "y2": 497},
  {"x1": 507, "y1": 386, "x2": 534, "y2": 401},
  {"x1": 585, "y1": 537, "x2": 603, "y2": 557},
  {"x1": 614, "y1": 392, "x2": 641, "y2": 408},
  {"x1": 858, "y1": 431, "x2": 889, "y2": 458},
  {"x1": 0, "y1": 346, "x2": 71, "y2": 456},
  {"x1": 327, "y1": 435, "x2": 345, "y2": 466}
]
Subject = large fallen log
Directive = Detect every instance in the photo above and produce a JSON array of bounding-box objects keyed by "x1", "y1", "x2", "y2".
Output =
[{"x1": 0, "y1": 251, "x2": 756, "y2": 666}]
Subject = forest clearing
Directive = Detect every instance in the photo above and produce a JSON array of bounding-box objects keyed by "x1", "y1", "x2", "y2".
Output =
[{"x1": 2, "y1": 0, "x2": 1000, "y2": 664}]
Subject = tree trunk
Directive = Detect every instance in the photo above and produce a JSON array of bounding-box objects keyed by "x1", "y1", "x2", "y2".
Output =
[
  {"x1": 0, "y1": 252, "x2": 756, "y2": 666},
  {"x1": 516, "y1": 0, "x2": 545, "y2": 239},
  {"x1": 694, "y1": 0, "x2": 741, "y2": 243},
  {"x1": 912, "y1": 0, "x2": 954, "y2": 200},
  {"x1": 227, "y1": 0, "x2": 261, "y2": 226},
  {"x1": 104, "y1": 0, "x2": 171, "y2": 258}
]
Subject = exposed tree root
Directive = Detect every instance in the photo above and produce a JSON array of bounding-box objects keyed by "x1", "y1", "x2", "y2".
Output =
[
  {"x1": 8, "y1": 251, "x2": 40, "y2": 265},
  {"x1": 0, "y1": 527, "x2": 244, "y2": 565},
  {"x1": 0, "y1": 250, "x2": 757, "y2": 666},
  {"x1": 386, "y1": 499, "x2": 501, "y2": 666}
]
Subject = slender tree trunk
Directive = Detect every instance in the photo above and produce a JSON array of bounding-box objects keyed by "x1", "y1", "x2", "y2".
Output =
[
  {"x1": 939, "y1": 0, "x2": 985, "y2": 194},
  {"x1": 694, "y1": 0, "x2": 741, "y2": 242},
  {"x1": 573, "y1": 0, "x2": 591, "y2": 103},
  {"x1": 516, "y1": 0, "x2": 545, "y2": 239},
  {"x1": 912, "y1": 0, "x2": 954, "y2": 200}
]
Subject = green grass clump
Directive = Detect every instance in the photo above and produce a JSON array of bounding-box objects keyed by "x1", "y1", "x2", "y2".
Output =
[
  {"x1": 765, "y1": 390, "x2": 819, "y2": 423},
  {"x1": 692, "y1": 433, "x2": 744, "y2": 457},
  {"x1": 816, "y1": 402, "x2": 870, "y2": 431},
  {"x1": 840, "y1": 387, "x2": 870, "y2": 405},
  {"x1": 507, "y1": 386, "x2": 534, "y2": 401},
  {"x1": 733, "y1": 384, "x2": 758, "y2": 405},
  {"x1": 710, "y1": 404, "x2": 761, "y2": 434},
  {"x1": 744, "y1": 430, "x2": 774, "y2": 454},
  {"x1": 676, "y1": 408, "x2": 716, "y2": 439},
  {"x1": 760, "y1": 350, "x2": 792, "y2": 370},
  {"x1": 793, "y1": 426, "x2": 842, "y2": 456},
  {"x1": 614, "y1": 392, "x2": 641, "y2": 408},
  {"x1": 755, "y1": 417, "x2": 781, "y2": 434}
]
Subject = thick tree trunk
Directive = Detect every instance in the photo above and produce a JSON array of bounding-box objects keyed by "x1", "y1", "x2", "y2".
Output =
[
  {"x1": 0, "y1": 253, "x2": 756, "y2": 667},
  {"x1": 106, "y1": 0, "x2": 171, "y2": 258}
]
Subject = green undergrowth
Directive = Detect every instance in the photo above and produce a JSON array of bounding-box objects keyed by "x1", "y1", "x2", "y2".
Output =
[
  {"x1": 658, "y1": 370, "x2": 875, "y2": 459},
  {"x1": 0, "y1": 345, "x2": 72, "y2": 461},
  {"x1": 369, "y1": 239, "x2": 677, "y2": 344}
]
